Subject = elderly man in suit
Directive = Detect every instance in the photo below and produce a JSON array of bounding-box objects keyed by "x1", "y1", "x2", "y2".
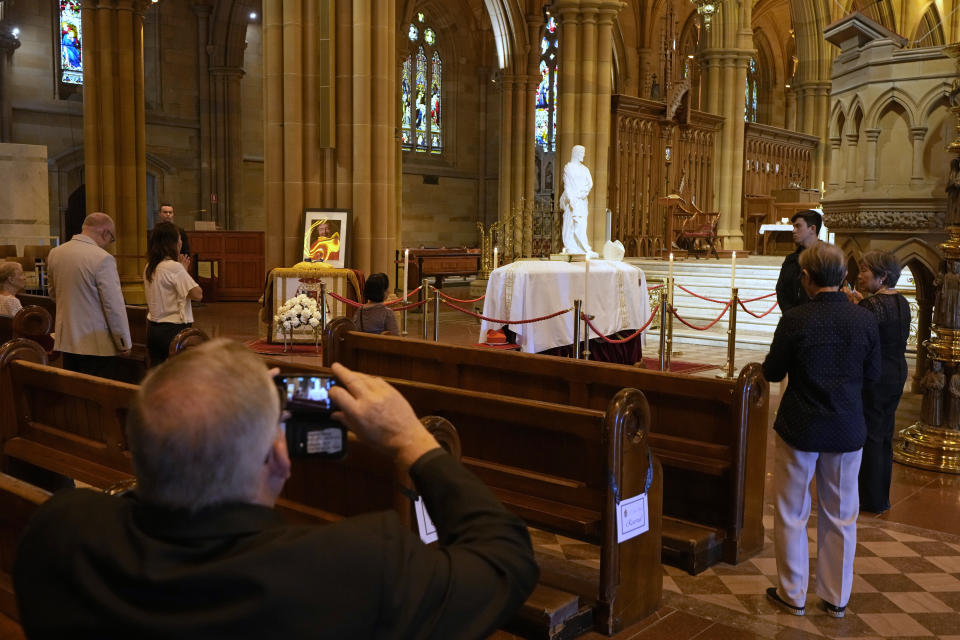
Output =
[{"x1": 47, "y1": 212, "x2": 131, "y2": 380}]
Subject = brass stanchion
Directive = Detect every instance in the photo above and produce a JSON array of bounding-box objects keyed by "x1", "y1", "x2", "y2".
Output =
[
  {"x1": 573, "y1": 300, "x2": 582, "y2": 359},
  {"x1": 320, "y1": 282, "x2": 327, "y2": 330},
  {"x1": 421, "y1": 278, "x2": 429, "y2": 341},
  {"x1": 658, "y1": 280, "x2": 670, "y2": 371},
  {"x1": 719, "y1": 288, "x2": 738, "y2": 379},
  {"x1": 433, "y1": 286, "x2": 441, "y2": 342}
]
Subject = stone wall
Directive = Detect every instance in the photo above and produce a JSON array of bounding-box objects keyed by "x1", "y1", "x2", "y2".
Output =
[{"x1": 0, "y1": 142, "x2": 49, "y2": 252}]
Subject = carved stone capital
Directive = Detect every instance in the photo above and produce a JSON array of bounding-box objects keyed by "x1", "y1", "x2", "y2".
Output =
[
  {"x1": 824, "y1": 209, "x2": 946, "y2": 231},
  {"x1": 0, "y1": 29, "x2": 20, "y2": 54}
]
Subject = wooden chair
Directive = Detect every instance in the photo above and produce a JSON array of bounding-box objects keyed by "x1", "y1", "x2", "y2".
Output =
[
  {"x1": 0, "y1": 246, "x2": 16, "y2": 260},
  {"x1": 21, "y1": 246, "x2": 51, "y2": 265},
  {"x1": 168, "y1": 327, "x2": 210, "y2": 357},
  {"x1": 677, "y1": 211, "x2": 720, "y2": 259}
]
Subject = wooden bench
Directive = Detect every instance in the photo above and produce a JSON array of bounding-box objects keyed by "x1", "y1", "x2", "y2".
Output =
[
  {"x1": 0, "y1": 306, "x2": 53, "y2": 352},
  {"x1": 0, "y1": 473, "x2": 50, "y2": 624},
  {"x1": 267, "y1": 358, "x2": 662, "y2": 637},
  {"x1": 323, "y1": 318, "x2": 768, "y2": 574},
  {"x1": 0, "y1": 344, "x2": 663, "y2": 637},
  {"x1": 17, "y1": 294, "x2": 150, "y2": 382}
]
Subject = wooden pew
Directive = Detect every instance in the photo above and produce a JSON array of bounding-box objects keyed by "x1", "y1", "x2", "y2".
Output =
[
  {"x1": 323, "y1": 318, "x2": 768, "y2": 574},
  {"x1": 267, "y1": 358, "x2": 663, "y2": 637},
  {"x1": 0, "y1": 473, "x2": 50, "y2": 623},
  {"x1": 16, "y1": 293, "x2": 150, "y2": 382},
  {"x1": 0, "y1": 343, "x2": 663, "y2": 638}
]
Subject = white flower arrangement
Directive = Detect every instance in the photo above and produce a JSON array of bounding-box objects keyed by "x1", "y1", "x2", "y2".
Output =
[{"x1": 274, "y1": 294, "x2": 324, "y2": 351}]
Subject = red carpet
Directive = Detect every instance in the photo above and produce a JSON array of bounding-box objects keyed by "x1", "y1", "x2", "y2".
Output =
[
  {"x1": 244, "y1": 338, "x2": 322, "y2": 356},
  {"x1": 641, "y1": 357, "x2": 717, "y2": 375}
]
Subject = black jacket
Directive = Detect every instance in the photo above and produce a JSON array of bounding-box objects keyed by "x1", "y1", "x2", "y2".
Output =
[
  {"x1": 763, "y1": 291, "x2": 881, "y2": 452},
  {"x1": 14, "y1": 451, "x2": 539, "y2": 639},
  {"x1": 775, "y1": 247, "x2": 809, "y2": 313}
]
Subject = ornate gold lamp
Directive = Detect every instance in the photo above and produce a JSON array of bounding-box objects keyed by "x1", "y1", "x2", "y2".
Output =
[{"x1": 894, "y1": 56, "x2": 960, "y2": 472}]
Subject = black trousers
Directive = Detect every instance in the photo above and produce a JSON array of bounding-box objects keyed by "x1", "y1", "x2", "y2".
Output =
[
  {"x1": 147, "y1": 321, "x2": 191, "y2": 367},
  {"x1": 859, "y1": 381, "x2": 905, "y2": 513},
  {"x1": 62, "y1": 352, "x2": 124, "y2": 382}
]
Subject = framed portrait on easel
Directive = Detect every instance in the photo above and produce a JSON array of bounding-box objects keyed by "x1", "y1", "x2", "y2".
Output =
[{"x1": 302, "y1": 209, "x2": 350, "y2": 268}]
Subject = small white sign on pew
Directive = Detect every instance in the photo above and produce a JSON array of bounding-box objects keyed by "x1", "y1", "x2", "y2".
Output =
[
  {"x1": 414, "y1": 497, "x2": 438, "y2": 544},
  {"x1": 616, "y1": 493, "x2": 650, "y2": 543}
]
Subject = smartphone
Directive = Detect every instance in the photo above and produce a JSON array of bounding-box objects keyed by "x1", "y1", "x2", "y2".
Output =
[{"x1": 275, "y1": 375, "x2": 346, "y2": 458}]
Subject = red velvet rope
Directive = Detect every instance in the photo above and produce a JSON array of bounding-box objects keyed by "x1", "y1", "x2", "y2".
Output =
[
  {"x1": 439, "y1": 299, "x2": 571, "y2": 324},
  {"x1": 386, "y1": 285, "x2": 424, "y2": 305},
  {"x1": 328, "y1": 287, "x2": 425, "y2": 309},
  {"x1": 738, "y1": 298, "x2": 779, "y2": 318},
  {"x1": 433, "y1": 289, "x2": 486, "y2": 304},
  {"x1": 392, "y1": 299, "x2": 430, "y2": 311},
  {"x1": 581, "y1": 304, "x2": 660, "y2": 344},
  {"x1": 669, "y1": 302, "x2": 732, "y2": 331},
  {"x1": 739, "y1": 291, "x2": 776, "y2": 303},
  {"x1": 675, "y1": 284, "x2": 729, "y2": 305},
  {"x1": 647, "y1": 284, "x2": 664, "y2": 291},
  {"x1": 327, "y1": 291, "x2": 365, "y2": 308}
]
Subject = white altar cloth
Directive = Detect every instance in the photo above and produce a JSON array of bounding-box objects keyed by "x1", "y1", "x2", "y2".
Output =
[{"x1": 480, "y1": 260, "x2": 650, "y2": 354}]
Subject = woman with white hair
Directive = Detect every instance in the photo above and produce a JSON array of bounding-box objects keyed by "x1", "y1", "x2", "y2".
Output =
[{"x1": 0, "y1": 262, "x2": 26, "y2": 317}]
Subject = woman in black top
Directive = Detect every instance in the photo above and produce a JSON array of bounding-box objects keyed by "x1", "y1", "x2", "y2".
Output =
[
  {"x1": 354, "y1": 273, "x2": 399, "y2": 335},
  {"x1": 849, "y1": 251, "x2": 911, "y2": 513}
]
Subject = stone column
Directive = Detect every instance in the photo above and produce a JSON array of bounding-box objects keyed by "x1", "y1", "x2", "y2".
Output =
[
  {"x1": 794, "y1": 80, "x2": 831, "y2": 189},
  {"x1": 911, "y1": 127, "x2": 928, "y2": 185},
  {"x1": 827, "y1": 136, "x2": 842, "y2": 190},
  {"x1": 784, "y1": 87, "x2": 797, "y2": 132},
  {"x1": 81, "y1": 0, "x2": 149, "y2": 302},
  {"x1": 554, "y1": 0, "x2": 623, "y2": 251},
  {"x1": 0, "y1": 12, "x2": 20, "y2": 143},
  {"x1": 208, "y1": 66, "x2": 244, "y2": 228},
  {"x1": 264, "y1": 0, "x2": 394, "y2": 274},
  {"x1": 864, "y1": 128, "x2": 880, "y2": 188},
  {"x1": 192, "y1": 3, "x2": 212, "y2": 222},
  {"x1": 497, "y1": 74, "x2": 514, "y2": 253},
  {"x1": 844, "y1": 132, "x2": 858, "y2": 186}
]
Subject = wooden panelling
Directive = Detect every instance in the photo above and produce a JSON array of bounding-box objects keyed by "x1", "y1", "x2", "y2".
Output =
[{"x1": 185, "y1": 231, "x2": 265, "y2": 301}]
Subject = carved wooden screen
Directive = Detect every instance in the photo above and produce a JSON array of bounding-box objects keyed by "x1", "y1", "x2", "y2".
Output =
[
  {"x1": 742, "y1": 123, "x2": 818, "y2": 196},
  {"x1": 609, "y1": 95, "x2": 722, "y2": 256}
]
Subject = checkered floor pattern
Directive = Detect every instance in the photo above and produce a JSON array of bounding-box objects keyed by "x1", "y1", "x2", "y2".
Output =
[{"x1": 530, "y1": 506, "x2": 960, "y2": 639}]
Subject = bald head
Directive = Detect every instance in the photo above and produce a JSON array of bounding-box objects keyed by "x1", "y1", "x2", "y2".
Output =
[
  {"x1": 81, "y1": 212, "x2": 116, "y2": 249},
  {"x1": 127, "y1": 339, "x2": 283, "y2": 511}
]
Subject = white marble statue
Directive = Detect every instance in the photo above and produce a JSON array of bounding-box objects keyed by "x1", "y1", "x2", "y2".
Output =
[{"x1": 558, "y1": 145, "x2": 598, "y2": 258}]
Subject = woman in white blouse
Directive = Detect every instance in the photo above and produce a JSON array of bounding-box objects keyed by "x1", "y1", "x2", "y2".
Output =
[
  {"x1": 0, "y1": 262, "x2": 26, "y2": 317},
  {"x1": 144, "y1": 222, "x2": 202, "y2": 366}
]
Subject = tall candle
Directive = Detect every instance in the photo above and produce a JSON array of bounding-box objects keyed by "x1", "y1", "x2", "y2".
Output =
[
  {"x1": 731, "y1": 251, "x2": 737, "y2": 291},
  {"x1": 403, "y1": 248, "x2": 409, "y2": 301},
  {"x1": 493, "y1": 246, "x2": 499, "y2": 270},
  {"x1": 584, "y1": 256, "x2": 590, "y2": 318},
  {"x1": 668, "y1": 252, "x2": 674, "y2": 282}
]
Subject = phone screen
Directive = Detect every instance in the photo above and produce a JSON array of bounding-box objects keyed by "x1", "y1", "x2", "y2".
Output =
[{"x1": 280, "y1": 375, "x2": 337, "y2": 411}]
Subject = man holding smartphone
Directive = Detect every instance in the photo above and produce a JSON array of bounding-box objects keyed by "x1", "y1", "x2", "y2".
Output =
[{"x1": 14, "y1": 339, "x2": 539, "y2": 638}]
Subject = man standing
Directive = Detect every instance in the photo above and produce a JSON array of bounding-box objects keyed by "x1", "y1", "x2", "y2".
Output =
[
  {"x1": 775, "y1": 209, "x2": 822, "y2": 312},
  {"x1": 762, "y1": 243, "x2": 880, "y2": 619},
  {"x1": 14, "y1": 340, "x2": 539, "y2": 637},
  {"x1": 156, "y1": 202, "x2": 191, "y2": 257},
  {"x1": 47, "y1": 212, "x2": 131, "y2": 379}
]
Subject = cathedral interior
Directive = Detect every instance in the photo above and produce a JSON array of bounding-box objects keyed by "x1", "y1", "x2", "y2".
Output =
[{"x1": 3, "y1": 0, "x2": 960, "y2": 638}]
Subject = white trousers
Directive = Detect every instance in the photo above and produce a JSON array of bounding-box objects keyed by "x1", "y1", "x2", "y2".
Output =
[{"x1": 773, "y1": 434, "x2": 862, "y2": 608}]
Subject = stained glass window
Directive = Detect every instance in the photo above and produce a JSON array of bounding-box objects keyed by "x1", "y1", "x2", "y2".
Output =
[
  {"x1": 401, "y1": 15, "x2": 442, "y2": 154},
  {"x1": 535, "y1": 15, "x2": 558, "y2": 151},
  {"x1": 59, "y1": 0, "x2": 83, "y2": 85},
  {"x1": 745, "y1": 57, "x2": 758, "y2": 123}
]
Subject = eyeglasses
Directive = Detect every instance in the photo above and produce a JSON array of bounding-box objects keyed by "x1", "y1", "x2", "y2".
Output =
[{"x1": 104, "y1": 229, "x2": 116, "y2": 243}]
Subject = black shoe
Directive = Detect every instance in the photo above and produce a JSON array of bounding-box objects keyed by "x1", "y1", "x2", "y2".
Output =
[
  {"x1": 766, "y1": 587, "x2": 804, "y2": 616},
  {"x1": 822, "y1": 600, "x2": 845, "y2": 618}
]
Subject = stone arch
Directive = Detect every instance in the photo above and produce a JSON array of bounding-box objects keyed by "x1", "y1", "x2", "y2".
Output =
[
  {"x1": 830, "y1": 101, "x2": 846, "y2": 138},
  {"x1": 911, "y1": 2, "x2": 945, "y2": 48},
  {"x1": 849, "y1": 100, "x2": 864, "y2": 136},
  {"x1": 866, "y1": 88, "x2": 919, "y2": 130},
  {"x1": 207, "y1": 0, "x2": 258, "y2": 70},
  {"x1": 892, "y1": 237, "x2": 941, "y2": 283},
  {"x1": 918, "y1": 81, "x2": 953, "y2": 122}
]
